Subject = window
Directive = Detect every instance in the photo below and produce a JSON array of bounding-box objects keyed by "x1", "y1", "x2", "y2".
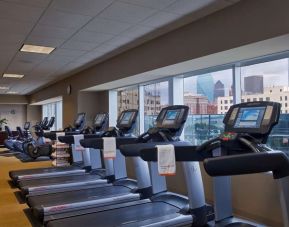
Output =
[
  {"x1": 253, "y1": 98, "x2": 257, "y2": 101},
  {"x1": 144, "y1": 81, "x2": 169, "y2": 131},
  {"x1": 42, "y1": 100, "x2": 63, "y2": 130},
  {"x1": 259, "y1": 98, "x2": 263, "y2": 101},
  {"x1": 183, "y1": 69, "x2": 233, "y2": 144},
  {"x1": 240, "y1": 58, "x2": 289, "y2": 154},
  {"x1": 117, "y1": 86, "x2": 139, "y2": 135}
]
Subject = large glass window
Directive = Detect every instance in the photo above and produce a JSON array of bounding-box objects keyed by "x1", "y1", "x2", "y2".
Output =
[
  {"x1": 183, "y1": 69, "x2": 233, "y2": 145},
  {"x1": 42, "y1": 101, "x2": 63, "y2": 130},
  {"x1": 239, "y1": 58, "x2": 289, "y2": 153},
  {"x1": 117, "y1": 86, "x2": 139, "y2": 135},
  {"x1": 144, "y1": 81, "x2": 169, "y2": 131}
]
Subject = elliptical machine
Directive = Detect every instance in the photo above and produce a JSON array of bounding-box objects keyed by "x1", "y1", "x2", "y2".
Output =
[{"x1": 22, "y1": 117, "x2": 55, "y2": 159}]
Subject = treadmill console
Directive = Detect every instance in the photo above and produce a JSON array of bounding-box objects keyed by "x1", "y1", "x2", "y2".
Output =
[
  {"x1": 156, "y1": 105, "x2": 189, "y2": 136},
  {"x1": 74, "y1": 113, "x2": 86, "y2": 129},
  {"x1": 94, "y1": 113, "x2": 108, "y2": 131},
  {"x1": 116, "y1": 109, "x2": 138, "y2": 133},
  {"x1": 224, "y1": 101, "x2": 280, "y2": 136},
  {"x1": 24, "y1": 122, "x2": 30, "y2": 130}
]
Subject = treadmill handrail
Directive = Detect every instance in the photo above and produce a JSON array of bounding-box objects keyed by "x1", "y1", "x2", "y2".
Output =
[
  {"x1": 204, "y1": 151, "x2": 289, "y2": 179},
  {"x1": 80, "y1": 137, "x2": 138, "y2": 149},
  {"x1": 58, "y1": 134, "x2": 101, "y2": 145},
  {"x1": 121, "y1": 141, "x2": 193, "y2": 158}
]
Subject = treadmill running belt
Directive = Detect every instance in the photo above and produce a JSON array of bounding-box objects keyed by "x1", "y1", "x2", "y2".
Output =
[
  {"x1": 9, "y1": 166, "x2": 80, "y2": 179},
  {"x1": 19, "y1": 174, "x2": 101, "y2": 188},
  {"x1": 28, "y1": 185, "x2": 132, "y2": 218},
  {"x1": 47, "y1": 202, "x2": 179, "y2": 227}
]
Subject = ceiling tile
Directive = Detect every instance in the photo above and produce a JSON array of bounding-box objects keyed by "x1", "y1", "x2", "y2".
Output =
[
  {"x1": 98, "y1": 2, "x2": 157, "y2": 23},
  {"x1": 165, "y1": 0, "x2": 216, "y2": 15},
  {"x1": 141, "y1": 11, "x2": 181, "y2": 28},
  {"x1": 84, "y1": 17, "x2": 132, "y2": 35},
  {"x1": 30, "y1": 25, "x2": 77, "y2": 40},
  {"x1": 61, "y1": 40, "x2": 100, "y2": 51},
  {"x1": 0, "y1": 1, "x2": 45, "y2": 23},
  {"x1": 7, "y1": 60, "x2": 37, "y2": 74},
  {"x1": 39, "y1": 9, "x2": 92, "y2": 29},
  {"x1": 105, "y1": 35, "x2": 133, "y2": 47},
  {"x1": 0, "y1": 18, "x2": 34, "y2": 35},
  {"x1": 0, "y1": 33, "x2": 26, "y2": 45},
  {"x1": 26, "y1": 35, "x2": 66, "y2": 47},
  {"x1": 120, "y1": 0, "x2": 176, "y2": 10},
  {"x1": 120, "y1": 25, "x2": 154, "y2": 39},
  {"x1": 50, "y1": 0, "x2": 114, "y2": 16},
  {"x1": 50, "y1": 48, "x2": 87, "y2": 58},
  {"x1": 70, "y1": 30, "x2": 114, "y2": 43},
  {"x1": 94, "y1": 44, "x2": 119, "y2": 54},
  {"x1": 0, "y1": 0, "x2": 51, "y2": 8}
]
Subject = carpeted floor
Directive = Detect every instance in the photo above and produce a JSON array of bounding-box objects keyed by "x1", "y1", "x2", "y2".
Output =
[{"x1": 0, "y1": 149, "x2": 51, "y2": 227}]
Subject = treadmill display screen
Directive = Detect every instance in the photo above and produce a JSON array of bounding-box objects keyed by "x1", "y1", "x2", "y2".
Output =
[
  {"x1": 165, "y1": 110, "x2": 179, "y2": 120},
  {"x1": 121, "y1": 112, "x2": 132, "y2": 124},
  {"x1": 162, "y1": 110, "x2": 179, "y2": 125},
  {"x1": 234, "y1": 107, "x2": 265, "y2": 128},
  {"x1": 95, "y1": 114, "x2": 105, "y2": 125},
  {"x1": 75, "y1": 113, "x2": 84, "y2": 124}
]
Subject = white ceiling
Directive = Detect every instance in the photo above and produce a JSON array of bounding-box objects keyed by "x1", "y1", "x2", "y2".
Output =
[{"x1": 0, "y1": 0, "x2": 239, "y2": 95}]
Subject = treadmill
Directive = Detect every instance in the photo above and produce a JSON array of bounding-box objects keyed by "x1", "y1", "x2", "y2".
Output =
[
  {"x1": 46, "y1": 105, "x2": 213, "y2": 227},
  {"x1": 18, "y1": 110, "x2": 138, "y2": 197},
  {"x1": 141, "y1": 101, "x2": 289, "y2": 226},
  {"x1": 27, "y1": 106, "x2": 188, "y2": 224},
  {"x1": 9, "y1": 113, "x2": 105, "y2": 187}
]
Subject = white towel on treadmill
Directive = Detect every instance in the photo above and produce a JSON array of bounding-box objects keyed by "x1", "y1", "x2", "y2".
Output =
[
  {"x1": 73, "y1": 134, "x2": 85, "y2": 151},
  {"x1": 156, "y1": 144, "x2": 176, "y2": 176},
  {"x1": 103, "y1": 137, "x2": 116, "y2": 159}
]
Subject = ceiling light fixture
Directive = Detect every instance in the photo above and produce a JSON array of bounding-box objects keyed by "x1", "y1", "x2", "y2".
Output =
[
  {"x1": 3, "y1": 73, "x2": 24, "y2": 78},
  {"x1": 20, "y1": 44, "x2": 55, "y2": 54},
  {"x1": 0, "y1": 86, "x2": 9, "y2": 89},
  {"x1": 7, "y1": 91, "x2": 17, "y2": 94}
]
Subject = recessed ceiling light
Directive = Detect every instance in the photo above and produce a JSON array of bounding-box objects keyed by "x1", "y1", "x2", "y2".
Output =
[
  {"x1": 0, "y1": 86, "x2": 9, "y2": 90},
  {"x1": 3, "y1": 73, "x2": 24, "y2": 78},
  {"x1": 7, "y1": 91, "x2": 17, "y2": 94},
  {"x1": 20, "y1": 44, "x2": 55, "y2": 54}
]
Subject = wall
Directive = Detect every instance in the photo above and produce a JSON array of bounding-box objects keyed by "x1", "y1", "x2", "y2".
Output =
[
  {"x1": 77, "y1": 91, "x2": 109, "y2": 127},
  {"x1": 0, "y1": 104, "x2": 27, "y2": 130},
  {"x1": 0, "y1": 95, "x2": 28, "y2": 104},
  {"x1": 26, "y1": 105, "x2": 42, "y2": 127}
]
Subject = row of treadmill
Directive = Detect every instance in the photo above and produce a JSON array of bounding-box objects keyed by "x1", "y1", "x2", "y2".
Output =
[{"x1": 8, "y1": 101, "x2": 289, "y2": 227}]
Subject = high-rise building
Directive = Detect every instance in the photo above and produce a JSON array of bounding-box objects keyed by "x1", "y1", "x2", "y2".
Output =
[
  {"x1": 196, "y1": 74, "x2": 214, "y2": 102},
  {"x1": 244, "y1": 75, "x2": 264, "y2": 94},
  {"x1": 184, "y1": 92, "x2": 209, "y2": 114},
  {"x1": 214, "y1": 80, "x2": 225, "y2": 101}
]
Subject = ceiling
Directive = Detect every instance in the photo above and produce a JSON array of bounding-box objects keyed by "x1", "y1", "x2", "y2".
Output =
[{"x1": 0, "y1": 0, "x2": 238, "y2": 95}]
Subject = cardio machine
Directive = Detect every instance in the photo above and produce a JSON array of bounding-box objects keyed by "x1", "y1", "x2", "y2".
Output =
[
  {"x1": 141, "y1": 101, "x2": 289, "y2": 226},
  {"x1": 46, "y1": 105, "x2": 213, "y2": 227},
  {"x1": 4, "y1": 122, "x2": 30, "y2": 152},
  {"x1": 18, "y1": 110, "x2": 138, "y2": 197},
  {"x1": 8, "y1": 113, "x2": 106, "y2": 185}
]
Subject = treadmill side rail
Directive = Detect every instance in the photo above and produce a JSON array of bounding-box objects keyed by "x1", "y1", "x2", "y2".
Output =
[
  {"x1": 26, "y1": 179, "x2": 108, "y2": 195},
  {"x1": 43, "y1": 193, "x2": 140, "y2": 216},
  {"x1": 17, "y1": 169, "x2": 85, "y2": 180}
]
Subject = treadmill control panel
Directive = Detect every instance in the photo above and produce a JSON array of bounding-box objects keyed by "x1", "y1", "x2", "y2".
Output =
[
  {"x1": 74, "y1": 113, "x2": 86, "y2": 129},
  {"x1": 156, "y1": 105, "x2": 189, "y2": 130},
  {"x1": 116, "y1": 109, "x2": 138, "y2": 131},
  {"x1": 224, "y1": 101, "x2": 280, "y2": 135}
]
